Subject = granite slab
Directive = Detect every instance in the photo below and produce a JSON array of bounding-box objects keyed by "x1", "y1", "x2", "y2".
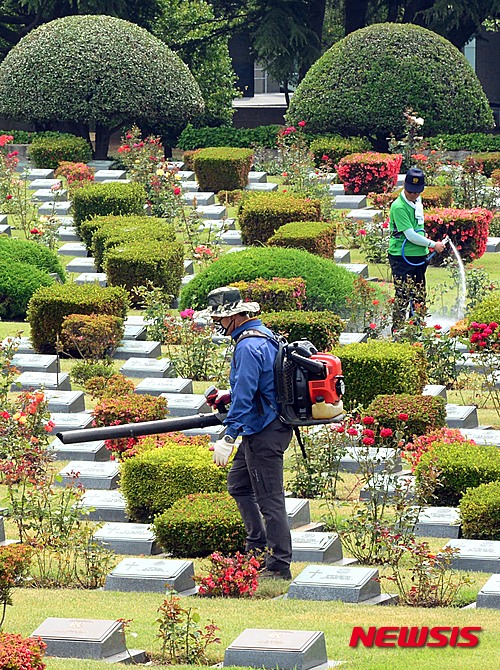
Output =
[
  {"x1": 11, "y1": 353, "x2": 58, "y2": 373},
  {"x1": 446, "y1": 539, "x2": 500, "y2": 573},
  {"x1": 56, "y1": 461, "x2": 120, "y2": 489},
  {"x1": 79, "y1": 489, "x2": 128, "y2": 522},
  {"x1": 113, "y1": 341, "x2": 162, "y2": 360},
  {"x1": 285, "y1": 498, "x2": 311, "y2": 529},
  {"x1": 134, "y1": 377, "x2": 193, "y2": 396},
  {"x1": 119, "y1": 357, "x2": 174, "y2": 378},
  {"x1": 414, "y1": 507, "x2": 461, "y2": 538},
  {"x1": 158, "y1": 393, "x2": 210, "y2": 416},
  {"x1": 44, "y1": 390, "x2": 85, "y2": 413},
  {"x1": 288, "y1": 565, "x2": 381, "y2": 602},
  {"x1": 476, "y1": 574, "x2": 500, "y2": 609},
  {"x1": 105, "y1": 558, "x2": 195, "y2": 593},
  {"x1": 12, "y1": 371, "x2": 70, "y2": 391},
  {"x1": 93, "y1": 522, "x2": 161, "y2": 555},
  {"x1": 48, "y1": 437, "x2": 109, "y2": 462},
  {"x1": 291, "y1": 532, "x2": 343, "y2": 564}
]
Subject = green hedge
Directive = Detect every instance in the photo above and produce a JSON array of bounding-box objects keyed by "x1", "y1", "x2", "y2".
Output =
[
  {"x1": 120, "y1": 444, "x2": 228, "y2": 523},
  {"x1": 262, "y1": 311, "x2": 345, "y2": 351},
  {"x1": 468, "y1": 292, "x2": 500, "y2": 326},
  {"x1": 469, "y1": 151, "x2": 500, "y2": 177},
  {"x1": 104, "y1": 240, "x2": 184, "y2": 303},
  {"x1": 153, "y1": 492, "x2": 246, "y2": 557},
  {"x1": 489, "y1": 212, "x2": 500, "y2": 237},
  {"x1": 416, "y1": 441, "x2": 500, "y2": 506},
  {"x1": 27, "y1": 134, "x2": 92, "y2": 169},
  {"x1": 330, "y1": 341, "x2": 427, "y2": 407},
  {"x1": 0, "y1": 261, "x2": 54, "y2": 320},
  {"x1": 231, "y1": 277, "x2": 305, "y2": 313},
  {"x1": 192, "y1": 146, "x2": 253, "y2": 192},
  {"x1": 428, "y1": 133, "x2": 500, "y2": 152},
  {"x1": 422, "y1": 186, "x2": 453, "y2": 208},
  {"x1": 309, "y1": 136, "x2": 372, "y2": 167},
  {"x1": 268, "y1": 221, "x2": 336, "y2": 258},
  {"x1": 365, "y1": 394, "x2": 446, "y2": 438},
  {"x1": 460, "y1": 481, "x2": 500, "y2": 540},
  {"x1": 72, "y1": 182, "x2": 146, "y2": 230},
  {"x1": 0, "y1": 129, "x2": 66, "y2": 144},
  {"x1": 27, "y1": 283, "x2": 129, "y2": 353},
  {"x1": 0, "y1": 237, "x2": 65, "y2": 281},
  {"x1": 238, "y1": 192, "x2": 322, "y2": 245},
  {"x1": 180, "y1": 247, "x2": 355, "y2": 314},
  {"x1": 178, "y1": 124, "x2": 282, "y2": 150}
]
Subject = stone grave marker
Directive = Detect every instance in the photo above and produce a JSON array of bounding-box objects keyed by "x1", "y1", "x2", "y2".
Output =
[
  {"x1": 181, "y1": 275, "x2": 194, "y2": 286},
  {"x1": 30, "y1": 618, "x2": 145, "y2": 663},
  {"x1": 93, "y1": 522, "x2": 160, "y2": 555},
  {"x1": 49, "y1": 437, "x2": 109, "y2": 462},
  {"x1": 123, "y1": 324, "x2": 147, "y2": 341},
  {"x1": 159, "y1": 393, "x2": 210, "y2": 416},
  {"x1": 220, "y1": 230, "x2": 243, "y2": 245},
  {"x1": 29, "y1": 178, "x2": 62, "y2": 190},
  {"x1": 446, "y1": 539, "x2": 500, "y2": 572},
  {"x1": 202, "y1": 218, "x2": 236, "y2": 231},
  {"x1": 120, "y1": 357, "x2": 173, "y2": 378},
  {"x1": 333, "y1": 249, "x2": 351, "y2": 263},
  {"x1": 79, "y1": 489, "x2": 128, "y2": 522},
  {"x1": 329, "y1": 183, "x2": 346, "y2": 195},
  {"x1": 124, "y1": 315, "x2": 151, "y2": 326},
  {"x1": 105, "y1": 558, "x2": 195, "y2": 593},
  {"x1": 50, "y1": 412, "x2": 93, "y2": 433},
  {"x1": 245, "y1": 182, "x2": 278, "y2": 192},
  {"x1": 113, "y1": 340, "x2": 161, "y2": 360},
  {"x1": 13, "y1": 371, "x2": 71, "y2": 391},
  {"x1": 291, "y1": 531, "x2": 344, "y2": 564},
  {"x1": 31, "y1": 188, "x2": 67, "y2": 202},
  {"x1": 460, "y1": 429, "x2": 500, "y2": 447},
  {"x1": 65, "y1": 257, "x2": 97, "y2": 273},
  {"x1": 56, "y1": 461, "x2": 119, "y2": 489},
  {"x1": 340, "y1": 447, "x2": 402, "y2": 474},
  {"x1": 423, "y1": 384, "x2": 447, "y2": 400},
  {"x1": 285, "y1": 498, "x2": 310, "y2": 529},
  {"x1": 102, "y1": 179, "x2": 131, "y2": 184},
  {"x1": 196, "y1": 204, "x2": 227, "y2": 219},
  {"x1": 38, "y1": 201, "x2": 72, "y2": 216},
  {"x1": 0, "y1": 214, "x2": 7, "y2": 225},
  {"x1": 182, "y1": 424, "x2": 226, "y2": 441},
  {"x1": 183, "y1": 259, "x2": 194, "y2": 275},
  {"x1": 166, "y1": 160, "x2": 184, "y2": 170},
  {"x1": 58, "y1": 226, "x2": 80, "y2": 241},
  {"x1": 477, "y1": 574, "x2": 500, "y2": 609},
  {"x1": 346, "y1": 209, "x2": 382, "y2": 222},
  {"x1": 58, "y1": 241, "x2": 87, "y2": 257},
  {"x1": 93, "y1": 169, "x2": 126, "y2": 182},
  {"x1": 11, "y1": 353, "x2": 58, "y2": 373},
  {"x1": 180, "y1": 181, "x2": 199, "y2": 192},
  {"x1": 44, "y1": 390, "x2": 85, "y2": 413},
  {"x1": 0, "y1": 224, "x2": 11, "y2": 236},
  {"x1": 87, "y1": 159, "x2": 115, "y2": 170},
  {"x1": 23, "y1": 168, "x2": 54, "y2": 180},
  {"x1": 134, "y1": 377, "x2": 193, "y2": 396},
  {"x1": 2, "y1": 335, "x2": 33, "y2": 352},
  {"x1": 486, "y1": 237, "x2": 500, "y2": 253},
  {"x1": 248, "y1": 171, "x2": 268, "y2": 183},
  {"x1": 338, "y1": 332, "x2": 367, "y2": 345},
  {"x1": 359, "y1": 472, "x2": 415, "y2": 502},
  {"x1": 445, "y1": 404, "x2": 478, "y2": 429},
  {"x1": 182, "y1": 192, "x2": 215, "y2": 206},
  {"x1": 177, "y1": 170, "x2": 195, "y2": 180},
  {"x1": 336, "y1": 263, "x2": 369, "y2": 278},
  {"x1": 333, "y1": 195, "x2": 367, "y2": 209},
  {"x1": 288, "y1": 565, "x2": 387, "y2": 603},
  {"x1": 224, "y1": 629, "x2": 328, "y2": 670},
  {"x1": 74, "y1": 273, "x2": 107, "y2": 287},
  {"x1": 414, "y1": 507, "x2": 461, "y2": 538}
]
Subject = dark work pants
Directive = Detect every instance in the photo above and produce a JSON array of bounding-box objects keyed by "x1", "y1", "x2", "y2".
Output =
[
  {"x1": 388, "y1": 253, "x2": 428, "y2": 333},
  {"x1": 227, "y1": 418, "x2": 293, "y2": 571}
]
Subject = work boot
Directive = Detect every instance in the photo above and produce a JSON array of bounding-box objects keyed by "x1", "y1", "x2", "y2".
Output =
[{"x1": 258, "y1": 567, "x2": 292, "y2": 580}]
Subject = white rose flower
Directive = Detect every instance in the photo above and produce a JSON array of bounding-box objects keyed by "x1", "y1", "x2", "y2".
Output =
[{"x1": 415, "y1": 117, "x2": 424, "y2": 126}]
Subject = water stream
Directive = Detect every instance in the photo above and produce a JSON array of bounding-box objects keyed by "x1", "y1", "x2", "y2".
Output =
[{"x1": 425, "y1": 237, "x2": 467, "y2": 328}]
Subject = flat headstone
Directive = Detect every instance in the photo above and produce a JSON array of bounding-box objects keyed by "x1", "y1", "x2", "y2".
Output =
[
  {"x1": 477, "y1": 574, "x2": 500, "y2": 609},
  {"x1": 414, "y1": 507, "x2": 461, "y2": 538},
  {"x1": 460, "y1": 429, "x2": 500, "y2": 447},
  {"x1": 58, "y1": 226, "x2": 80, "y2": 241},
  {"x1": 202, "y1": 218, "x2": 236, "y2": 230},
  {"x1": 11, "y1": 353, "x2": 58, "y2": 373},
  {"x1": 181, "y1": 274, "x2": 194, "y2": 286},
  {"x1": 224, "y1": 629, "x2": 328, "y2": 670},
  {"x1": 57, "y1": 461, "x2": 119, "y2": 489},
  {"x1": 288, "y1": 565, "x2": 381, "y2": 603},
  {"x1": 167, "y1": 160, "x2": 184, "y2": 170},
  {"x1": 177, "y1": 170, "x2": 195, "y2": 181},
  {"x1": 184, "y1": 259, "x2": 194, "y2": 275},
  {"x1": 119, "y1": 357, "x2": 173, "y2": 378},
  {"x1": 57, "y1": 215, "x2": 74, "y2": 226},
  {"x1": 0, "y1": 214, "x2": 7, "y2": 225},
  {"x1": 179, "y1": 181, "x2": 199, "y2": 192},
  {"x1": 339, "y1": 332, "x2": 368, "y2": 345},
  {"x1": 285, "y1": 498, "x2": 310, "y2": 529},
  {"x1": 196, "y1": 204, "x2": 227, "y2": 219},
  {"x1": 44, "y1": 390, "x2": 85, "y2": 413},
  {"x1": 101, "y1": 179, "x2": 131, "y2": 184},
  {"x1": 113, "y1": 341, "x2": 161, "y2": 360},
  {"x1": 120, "y1": 325, "x2": 145, "y2": 342},
  {"x1": 134, "y1": 377, "x2": 193, "y2": 396},
  {"x1": 29, "y1": 178, "x2": 63, "y2": 190},
  {"x1": 220, "y1": 230, "x2": 243, "y2": 245},
  {"x1": 93, "y1": 522, "x2": 160, "y2": 555},
  {"x1": 23, "y1": 168, "x2": 54, "y2": 180},
  {"x1": 445, "y1": 404, "x2": 478, "y2": 429},
  {"x1": 65, "y1": 257, "x2": 97, "y2": 273},
  {"x1": 423, "y1": 384, "x2": 447, "y2": 400},
  {"x1": 182, "y1": 191, "x2": 215, "y2": 206},
  {"x1": 486, "y1": 237, "x2": 500, "y2": 253},
  {"x1": 58, "y1": 241, "x2": 87, "y2": 257},
  {"x1": 446, "y1": 539, "x2": 500, "y2": 572},
  {"x1": 0, "y1": 224, "x2": 11, "y2": 236},
  {"x1": 158, "y1": 393, "x2": 210, "y2": 416},
  {"x1": 30, "y1": 617, "x2": 145, "y2": 663},
  {"x1": 248, "y1": 171, "x2": 268, "y2": 183},
  {"x1": 87, "y1": 160, "x2": 115, "y2": 170},
  {"x1": 125, "y1": 315, "x2": 151, "y2": 326},
  {"x1": 3, "y1": 335, "x2": 34, "y2": 353},
  {"x1": 31, "y1": 188, "x2": 67, "y2": 202},
  {"x1": 48, "y1": 437, "x2": 109, "y2": 462},
  {"x1": 93, "y1": 169, "x2": 126, "y2": 182},
  {"x1": 13, "y1": 371, "x2": 71, "y2": 391},
  {"x1": 333, "y1": 249, "x2": 351, "y2": 263},
  {"x1": 79, "y1": 489, "x2": 127, "y2": 522},
  {"x1": 50, "y1": 412, "x2": 93, "y2": 433},
  {"x1": 336, "y1": 263, "x2": 369, "y2": 278},
  {"x1": 291, "y1": 532, "x2": 343, "y2": 564},
  {"x1": 340, "y1": 447, "x2": 402, "y2": 474},
  {"x1": 226, "y1": 246, "x2": 248, "y2": 254},
  {"x1": 105, "y1": 558, "x2": 195, "y2": 593},
  {"x1": 245, "y1": 182, "x2": 278, "y2": 192},
  {"x1": 455, "y1": 353, "x2": 494, "y2": 372},
  {"x1": 333, "y1": 195, "x2": 367, "y2": 209},
  {"x1": 359, "y1": 472, "x2": 415, "y2": 502},
  {"x1": 182, "y1": 424, "x2": 226, "y2": 442},
  {"x1": 74, "y1": 272, "x2": 107, "y2": 287},
  {"x1": 346, "y1": 208, "x2": 383, "y2": 221},
  {"x1": 329, "y1": 183, "x2": 346, "y2": 195},
  {"x1": 38, "y1": 201, "x2": 72, "y2": 215}
]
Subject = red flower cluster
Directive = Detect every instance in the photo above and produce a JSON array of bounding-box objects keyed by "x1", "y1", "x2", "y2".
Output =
[
  {"x1": 0, "y1": 633, "x2": 46, "y2": 670},
  {"x1": 337, "y1": 152, "x2": 402, "y2": 194},
  {"x1": 403, "y1": 427, "x2": 472, "y2": 470},
  {"x1": 424, "y1": 208, "x2": 492, "y2": 263},
  {"x1": 196, "y1": 551, "x2": 260, "y2": 597},
  {"x1": 468, "y1": 321, "x2": 500, "y2": 352},
  {"x1": 0, "y1": 134, "x2": 14, "y2": 147}
]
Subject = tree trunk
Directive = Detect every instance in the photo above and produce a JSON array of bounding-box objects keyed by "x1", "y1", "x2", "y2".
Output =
[
  {"x1": 298, "y1": 0, "x2": 327, "y2": 81},
  {"x1": 94, "y1": 124, "x2": 111, "y2": 160},
  {"x1": 344, "y1": 0, "x2": 369, "y2": 35},
  {"x1": 283, "y1": 80, "x2": 290, "y2": 108}
]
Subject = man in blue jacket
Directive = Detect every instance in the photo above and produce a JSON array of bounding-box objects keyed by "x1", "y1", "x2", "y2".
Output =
[{"x1": 197, "y1": 286, "x2": 293, "y2": 580}]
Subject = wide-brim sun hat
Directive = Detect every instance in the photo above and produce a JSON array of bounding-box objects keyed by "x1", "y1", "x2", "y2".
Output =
[{"x1": 193, "y1": 286, "x2": 261, "y2": 320}]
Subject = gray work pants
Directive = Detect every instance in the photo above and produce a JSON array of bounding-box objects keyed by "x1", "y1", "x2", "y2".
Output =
[{"x1": 227, "y1": 418, "x2": 293, "y2": 571}]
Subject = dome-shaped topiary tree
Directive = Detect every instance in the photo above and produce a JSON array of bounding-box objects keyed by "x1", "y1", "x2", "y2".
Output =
[
  {"x1": 0, "y1": 15, "x2": 204, "y2": 158},
  {"x1": 287, "y1": 23, "x2": 494, "y2": 147}
]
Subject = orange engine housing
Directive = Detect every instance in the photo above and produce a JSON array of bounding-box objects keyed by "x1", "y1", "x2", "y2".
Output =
[{"x1": 308, "y1": 353, "x2": 344, "y2": 404}]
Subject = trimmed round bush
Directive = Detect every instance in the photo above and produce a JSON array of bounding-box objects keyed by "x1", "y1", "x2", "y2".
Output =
[
  {"x1": 365, "y1": 394, "x2": 446, "y2": 438},
  {"x1": 262, "y1": 311, "x2": 345, "y2": 351},
  {"x1": 153, "y1": 492, "x2": 246, "y2": 557},
  {"x1": 268, "y1": 221, "x2": 336, "y2": 258},
  {"x1": 72, "y1": 182, "x2": 147, "y2": 230},
  {"x1": 309, "y1": 135, "x2": 372, "y2": 167},
  {"x1": 193, "y1": 147, "x2": 253, "y2": 192},
  {"x1": 460, "y1": 481, "x2": 500, "y2": 540},
  {"x1": 468, "y1": 292, "x2": 500, "y2": 327},
  {"x1": 0, "y1": 237, "x2": 65, "y2": 281},
  {"x1": 288, "y1": 23, "x2": 494, "y2": 143},
  {"x1": 28, "y1": 134, "x2": 92, "y2": 169},
  {"x1": 179, "y1": 247, "x2": 355, "y2": 313},
  {"x1": 0, "y1": 261, "x2": 54, "y2": 320}
]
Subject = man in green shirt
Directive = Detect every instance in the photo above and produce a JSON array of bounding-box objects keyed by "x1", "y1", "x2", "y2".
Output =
[{"x1": 388, "y1": 167, "x2": 445, "y2": 333}]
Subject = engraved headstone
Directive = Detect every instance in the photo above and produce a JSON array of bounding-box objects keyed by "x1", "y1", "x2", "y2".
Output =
[
  {"x1": 3, "y1": 335, "x2": 33, "y2": 353},
  {"x1": 346, "y1": 209, "x2": 382, "y2": 222},
  {"x1": 50, "y1": 412, "x2": 93, "y2": 433},
  {"x1": 134, "y1": 377, "x2": 193, "y2": 396},
  {"x1": 113, "y1": 341, "x2": 162, "y2": 360},
  {"x1": 79, "y1": 489, "x2": 128, "y2": 522},
  {"x1": 49, "y1": 437, "x2": 109, "y2": 462},
  {"x1": 58, "y1": 242, "x2": 88, "y2": 257},
  {"x1": 477, "y1": 574, "x2": 500, "y2": 609},
  {"x1": 74, "y1": 273, "x2": 107, "y2": 287},
  {"x1": 340, "y1": 447, "x2": 402, "y2": 474},
  {"x1": 44, "y1": 390, "x2": 85, "y2": 413},
  {"x1": 32, "y1": 188, "x2": 67, "y2": 202},
  {"x1": 182, "y1": 424, "x2": 226, "y2": 442},
  {"x1": 11, "y1": 353, "x2": 58, "y2": 373},
  {"x1": 196, "y1": 204, "x2": 227, "y2": 219},
  {"x1": 23, "y1": 168, "x2": 54, "y2": 180},
  {"x1": 38, "y1": 201, "x2": 72, "y2": 216},
  {"x1": 338, "y1": 332, "x2": 368, "y2": 345},
  {"x1": 105, "y1": 558, "x2": 195, "y2": 593},
  {"x1": 445, "y1": 404, "x2": 479, "y2": 429},
  {"x1": 291, "y1": 532, "x2": 343, "y2": 564},
  {"x1": 333, "y1": 195, "x2": 367, "y2": 209},
  {"x1": 29, "y1": 178, "x2": 61, "y2": 190},
  {"x1": 220, "y1": 230, "x2": 243, "y2": 245},
  {"x1": 182, "y1": 191, "x2": 215, "y2": 206},
  {"x1": 460, "y1": 429, "x2": 500, "y2": 447},
  {"x1": 120, "y1": 357, "x2": 173, "y2": 378},
  {"x1": 224, "y1": 629, "x2": 328, "y2": 670},
  {"x1": 30, "y1": 618, "x2": 145, "y2": 662},
  {"x1": 486, "y1": 237, "x2": 500, "y2": 253},
  {"x1": 93, "y1": 522, "x2": 160, "y2": 555},
  {"x1": 446, "y1": 539, "x2": 500, "y2": 572},
  {"x1": 423, "y1": 384, "x2": 447, "y2": 400},
  {"x1": 65, "y1": 257, "x2": 97, "y2": 273},
  {"x1": 248, "y1": 171, "x2": 268, "y2": 183},
  {"x1": 159, "y1": 393, "x2": 210, "y2": 416},
  {"x1": 245, "y1": 182, "x2": 278, "y2": 192},
  {"x1": 56, "y1": 461, "x2": 120, "y2": 490},
  {"x1": 12, "y1": 371, "x2": 71, "y2": 391},
  {"x1": 285, "y1": 498, "x2": 310, "y2": 529},
  {"x1": 0, "y1": 224, "x2": 11, "y2": 236},
  {"x1": 336, "y1": 263, "x2": 369, "y2": 278},
  {"x1": 94, "y1": 169, "x2": 127, "y2": 182},
  {"x1": 287, "y1": 565, "x2": 382, "y2": 603},
  {"x1": 58, "y1": 226, "x2": 80, "y2": 241},
  {"x1": 414, "y1": 507, "x2": 461, "y2": 538},
  {"x1": 177, "y1": 170, "x2": 195, "y2": 181},
  {"x1": 329, "y1": 183, "x2": 346, "y2": 195},
  {"x1": 359, "y1": 472, "x2": 415, "y2": 502},
  {"x1": 123, "y1": 324, "x2": 147, "y2": 341},
  {"x1": 333, "y1": 249, "x2": 351, "y2": 263}
]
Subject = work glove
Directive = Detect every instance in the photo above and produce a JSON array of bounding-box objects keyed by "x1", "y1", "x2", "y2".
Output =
[
  {"x1": 205, "y1": 388, "x2": 231, "y2": 412},
  {"x1": 209, "y1": 435, "x2": 235, "y2": 466}
]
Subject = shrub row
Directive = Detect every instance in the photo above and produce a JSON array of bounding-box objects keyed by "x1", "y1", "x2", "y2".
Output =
[
  {"x1": 193, "y1": 147, "x2": 253, "y2": 192},
  {"x1": 470, "y1": 151, "x2": 500, "y2": 177},
  {"x1": 337, "y1": 152, "x2": 403, "y2": 195},
  {"x1": 366, "y1": 394, "x2": 446, "y2": 438},
  {"x1": 177, "y1": 123, "x2": 282, "y2": 150},
  {"x1": 0, "y1": 129, "x2": 70, "y2": 144},
  {"x1": 309, "y1": 135, "x2": 372, "y2": 167},
  {"x1": 28, "y1": 134, "x2": 92, "y2": 169},
  {"x1": 231, "y1": 277, "x2": 306, "y2": 313},
  {"x1": 268, "y1": 221, "x2": 336, "y2": 258},
  {"x1": 468, "y1": 292, "x2": 500, "y2": 326},
  {"x1": 72, "y1": 182, "x2": 147, "y2": 231},
  {"x1": 460, "y1": 481, "x2": 500, "y2": 541},
  {"x1": 262, "y1": 310, "x2": 345, "y2": 351},
  {"x1": 425, "y1": 207, "x2": 492, "y2": 263},
  {"x1": 427, "y1": 133, "x2": 500, "y2": 152}
]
